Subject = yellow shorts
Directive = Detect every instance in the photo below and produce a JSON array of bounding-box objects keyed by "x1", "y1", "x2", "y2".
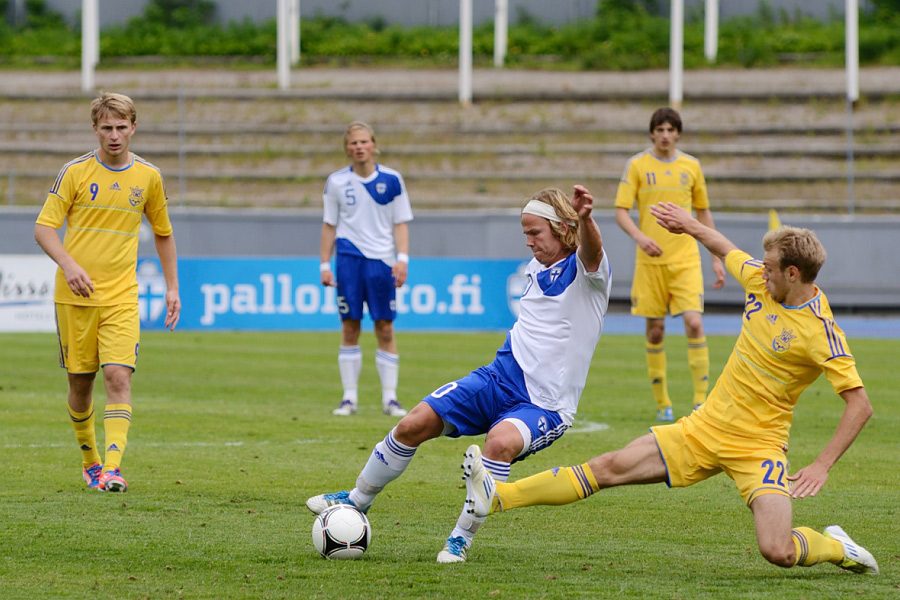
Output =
[
  {"x1": 55, "y1": 303, "x2": 140, "y2": 374},
  {"x1": 631, "y1": 259, "x2": 704, "y2": 318},
  {"x1": 651, "y1": 413, "x2": 791, "y2": 506}
]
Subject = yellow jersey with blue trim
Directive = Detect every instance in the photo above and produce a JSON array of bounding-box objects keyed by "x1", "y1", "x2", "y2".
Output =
[
  {"x1": 36, "y1": 150, "x2": 173, "y2": 306},
  {"x1": 695, "y1": 250, "x2": 863, "y2": 445},
  {"x1": 614, "y1": 149, "x2": 709, "y2": 265}
]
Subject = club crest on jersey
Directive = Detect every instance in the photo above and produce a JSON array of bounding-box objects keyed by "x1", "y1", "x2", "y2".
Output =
[
  {"x1": 548, "y1": 266, "x2": 562, "y2": 283},
  {"x1": 681, "y1": 172, "x2": 689, "y2": 186},
  {"x1": 772, "y1": 328, "x2": 797, "y2": 353},
  {"x1": 376, "y1": 182, "x2": 387, "y2": 195},
  {"x1": 767, "y1": 314, "x2": 778, "y2": 324},
  {"x1": 129, "y1": 185, "x2": 144, "y2": 207}
]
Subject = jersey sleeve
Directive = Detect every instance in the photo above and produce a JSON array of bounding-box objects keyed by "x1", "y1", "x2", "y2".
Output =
[
  {"x1": 809, "y1": 320, "x2": 864, "y2": 394},
  {"x1": 614, "y1": 157, "x2": 639, "y2": 210},
  {"x1": 391, "y1": 172, "x2": 414, "y2": 224},
  {"x1": 578, "y1": 251, "x2": 612, "y2": 294},
  {"x1": 322, "y1": 174, "x2": 340, "y2": 226},
  {"x1": 143, "y1": 170, "x2": 173, "y2": 236},
  {"x1": 725, "y1": 249, "x2": 764, "y2": 289},
  {"x1": 691, "y1": 163, "x2": 710, "y2": 210},
  {"x1": 35, "y1": 165, "x2": 76, "y2": 228}
]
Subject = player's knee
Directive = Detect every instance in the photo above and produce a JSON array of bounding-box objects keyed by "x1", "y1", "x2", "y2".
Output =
[
  {"x1": 759, "y1": 543, "x2": 796, "y2": 568},
  {"x1": 392, "y1": 405, "x2": 441, "y2": 447},
  {"x1": 482, "y1": 438, "x2": 520, "y2": 464},
  {"x1": 588, "y1": 452, "x2": 623, "y2": 486}
]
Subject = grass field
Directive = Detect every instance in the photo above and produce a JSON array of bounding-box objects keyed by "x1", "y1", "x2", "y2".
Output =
[{"x1": 1, "y1": 331, "x2": 897, "y2": 599}]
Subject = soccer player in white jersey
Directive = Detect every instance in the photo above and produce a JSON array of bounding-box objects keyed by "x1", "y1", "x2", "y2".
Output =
[
  {"x1": 320, "y1": 121, "x2": 413, "y2": 417},
  {"x1": 461, "y1": 203, "x2": 878, "y2": 575},
  {"x1": 307, "y1": 185, "x2": 612, "y2": 563}
]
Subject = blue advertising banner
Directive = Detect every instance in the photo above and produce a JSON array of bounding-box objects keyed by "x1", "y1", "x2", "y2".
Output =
[{"x1": 137, "y1": 257, "x2": 529, "y2": 331}]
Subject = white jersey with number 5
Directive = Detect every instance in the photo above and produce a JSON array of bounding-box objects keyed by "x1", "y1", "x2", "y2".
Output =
[
  {"x1": 323, "y1": 164, "x2": 413, "y2": 264},
  {"x1": 510, "y1": 251, "x2": 612, "y2": 425}
]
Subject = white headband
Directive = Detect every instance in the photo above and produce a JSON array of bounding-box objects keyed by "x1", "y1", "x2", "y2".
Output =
[{"x1": 522, "y1": 199, "x2": 576, "y2": 226}]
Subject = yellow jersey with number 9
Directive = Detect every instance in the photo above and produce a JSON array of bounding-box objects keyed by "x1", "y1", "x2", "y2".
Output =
[
  {"x1": 36, "y1": 150, "x2": 173, "y2": 306},
  {"x1": 694, "y1": 250, "x2": 863, "y2": 446}
]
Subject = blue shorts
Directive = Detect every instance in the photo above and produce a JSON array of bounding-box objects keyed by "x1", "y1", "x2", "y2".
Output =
[
  {"x1": 423, "y1": 338, "x2": 567, "y2": 463},
  {"x1": 336, "y1": 253, "x2": 396, "y2": 321}
]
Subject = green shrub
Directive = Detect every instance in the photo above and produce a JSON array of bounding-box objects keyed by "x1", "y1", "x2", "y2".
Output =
[{"x1": 1, "y1": 4, "x2": 899, "y2": 70}]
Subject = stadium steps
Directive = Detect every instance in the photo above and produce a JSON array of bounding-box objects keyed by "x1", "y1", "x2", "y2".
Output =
[{"x1": 1, "y1": 91, "x2": 898, "y2": 212}]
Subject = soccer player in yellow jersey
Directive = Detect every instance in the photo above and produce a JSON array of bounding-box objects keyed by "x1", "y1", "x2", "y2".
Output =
[
  {"x1": 34, "y1": 93, "x2": 180, "y2": 493},
  {"x1": 460, "y1": 202, "x2": 878, "y2": 575},
  {"x1": 615, "y1": 108, "x2": 726, "y2": 421}
]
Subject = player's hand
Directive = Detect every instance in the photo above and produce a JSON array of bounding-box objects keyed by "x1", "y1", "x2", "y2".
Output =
[
  {"x1": 164, "y1": 289, "x2": 181, "y2": 331},
  {"x1": 63, "y1": 263, "x2": 94, "y2": 298},
  {"x1": 571, "y1": 184, "x2": 594, "y2": 219},
  {"x1": 392, "y1": 260, "x2": 408, "y2": 287},
  {"x1": 649, "y1": 202, "x2": 693, "y2": 235},
  {"x1": 637, "y1": 234, "x2": 663, "y2": 257},
  {"x1": 712, "y1": 256, "x2": 726, "y2": 289},
  {"x1": 787, "y1": 462, "x2": 829, "y2": 499},
  {"x1": 321, "y1": 269, "x2": 336, "y2": 287}
]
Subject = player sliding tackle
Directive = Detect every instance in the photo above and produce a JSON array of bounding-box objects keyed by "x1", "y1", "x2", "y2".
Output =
[
  {"x1": 461, "y1": 201, "x2": 878, "y2": 574},
  {"x1": 308, "y1": 185, "x2": 612, "y2": 563}
]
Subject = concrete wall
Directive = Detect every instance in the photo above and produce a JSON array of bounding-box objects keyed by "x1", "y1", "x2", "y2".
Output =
[
  {"x1": 23, "y1": 1, "x2": 873, "y2": 28},
  {"x1": 6, "y1": 206, "x2": 898, "y2": 309}
]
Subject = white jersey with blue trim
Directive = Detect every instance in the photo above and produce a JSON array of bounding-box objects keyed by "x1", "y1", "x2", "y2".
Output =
[
  {"x1": 510, "y1": 251, "x2": 612, "y2": 425},
  {"x1": 323, "y1": 164, "x2": 413, "y2": 263}
]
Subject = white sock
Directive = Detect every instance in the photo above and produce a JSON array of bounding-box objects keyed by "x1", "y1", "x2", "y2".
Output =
[
  {"x1": 375, "y1": 349, "x2": 399, "y2": 405},
  {"x1": 349, "y1": 429, "x2": 416, "y2": 509},
  {"x1": 449, "y1": 458, "x2": 510, "y2": 545},
  {"x1": 338, "y1": 346, "x2": 362, "y2": 403}
]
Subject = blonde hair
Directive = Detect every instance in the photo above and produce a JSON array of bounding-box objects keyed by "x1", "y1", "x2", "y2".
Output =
[
  {"x1": 343, "y1": 120, "x2": 377, "y2": 150},
  {"x1": 91, "y1": 92, "x2": 136, "y2": 125},
  {"x1": 762, "y1": 226, "x2": 826, "y2": 283},
  {"x1": 525, "y1": 188, "x2": 580, "y2": 252}
]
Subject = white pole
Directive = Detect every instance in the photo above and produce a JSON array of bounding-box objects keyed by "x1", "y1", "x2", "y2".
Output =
[
  {"x1": 290, "y1": 0, "x2": 300, "y2": 65},
  {"x1": 494, "y1": 0, "x2": 507, "y2": 68},
  {"x1": 846, "y1": 0, "x2": 858, "y2": 215},
  {"x1": 459, "y1": 0, "x2": 473, "y2": 105},
  {"x1": 669, "y1": 0, "x2": 683, "y2": 107},
  {"x1": 704, "y1": 0, "x2": 718, "y2": 63},
  {"x1": 846, "y1": 0, "x2": 859, "y2": 103},
  {"x1": 81, "y1": 0, "x2": 98, "y2": 92},
  {"x1": 276, "y1": 0, "x2": 290, "y2": 90}
]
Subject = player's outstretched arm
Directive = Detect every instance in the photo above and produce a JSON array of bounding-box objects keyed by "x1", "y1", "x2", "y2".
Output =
[
  {"x1": 787, "y1": 386, "x2": 873, "y2": 499},
  {"x1": 649, "y1": 202, "x2": 737, "y2": 260},
  {"x1": 572, "y1": 184, "x2": 604, "y2": 272}
]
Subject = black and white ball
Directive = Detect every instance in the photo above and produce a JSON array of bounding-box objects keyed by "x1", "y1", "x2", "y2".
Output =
[{"x1": 311, "y1": 505, "x2": 371, "y2": 559}]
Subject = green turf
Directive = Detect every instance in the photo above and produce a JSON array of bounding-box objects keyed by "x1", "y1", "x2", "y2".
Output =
[{"x1": 0, "y1": 331, "x2": 897, "y2": 599}]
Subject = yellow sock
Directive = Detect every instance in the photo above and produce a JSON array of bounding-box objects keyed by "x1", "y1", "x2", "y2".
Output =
[
  {"x1": 103, "y1": 403, "x2": 132, "y2": 472},
  {"x1": 646, "y1": 343, "x2": 670, "y2": 410},
  {"x1": 69, "y1": 403, "x2": 102, "y2": 467},
  {"x1": 791, "y1": 527, "x2": 844, "y2": 567},
  {"x1": 687, "y1": 336, "x2": 710, "y2": 407},
  {"x1": 495, "y1": 464, "x2": 599, "y2": 512}
]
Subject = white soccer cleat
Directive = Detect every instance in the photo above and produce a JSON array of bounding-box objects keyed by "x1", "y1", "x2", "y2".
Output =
[
  {"x1": 332, "y1": 400, "x2": 358, "y2": 416},
  {"x1": 436, "y1": 535, "x2": 468, "y2": 563},
  {"x1": 823, "y1": 525, "x2": 879, "y2": 575},
  {"x1": 382, "y1": 399, "x2": 407, "y2": 417},
  {"x1": 462, "y1": 444, "x2": 496, "y2": 518},
  {"x1": 306, "y1": 490, "x2": 366, "y2": 515}
]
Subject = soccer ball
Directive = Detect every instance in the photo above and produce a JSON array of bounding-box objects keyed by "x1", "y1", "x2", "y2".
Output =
[{"x1": 311, "y1": 505, "x2": 371, "y2": 559}]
